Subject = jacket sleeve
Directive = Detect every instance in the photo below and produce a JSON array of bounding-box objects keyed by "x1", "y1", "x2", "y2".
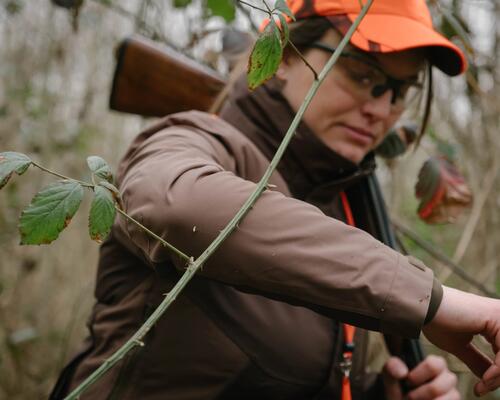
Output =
[{"x1": 115, "y1": 125, "x2": 435, "y2": 338}]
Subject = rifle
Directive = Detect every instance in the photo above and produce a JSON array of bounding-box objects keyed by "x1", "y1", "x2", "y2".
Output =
[
  {"x1": 109, "y1": 36, "x2": 225, "y2": 117},
  {"x1": 364, "y1": 174, "x2": 425, "y2": 389},
  {"x1": 109, "y1": 34, "x2": 425, "y2": 381}
]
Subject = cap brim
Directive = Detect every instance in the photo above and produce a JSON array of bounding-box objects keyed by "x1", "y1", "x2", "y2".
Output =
[{"x1": 341, "y1": 13, "x2": 467, "y2": 76}]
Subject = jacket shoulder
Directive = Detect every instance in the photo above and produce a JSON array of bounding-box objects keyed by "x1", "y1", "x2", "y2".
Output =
[{"x1": 119, "y1": 110, "x2": 288, "y2": 189}]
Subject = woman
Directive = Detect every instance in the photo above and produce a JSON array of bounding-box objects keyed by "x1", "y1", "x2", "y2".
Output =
[{"x1": 51, "y1": 0, "x2": 500, "y2": 399}]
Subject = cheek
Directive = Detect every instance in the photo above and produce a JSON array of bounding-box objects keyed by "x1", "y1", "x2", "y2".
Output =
[
  {"x1": 303, "y1": 79, "x2": 357, "y2": 125},
  {"x1": 281, "y1": 68, "x2": 316, "y2": 113}
]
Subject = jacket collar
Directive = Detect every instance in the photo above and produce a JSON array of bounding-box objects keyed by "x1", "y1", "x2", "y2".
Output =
[{"x1": 219, "y1": 75, "x2": 375, "y2": 200}]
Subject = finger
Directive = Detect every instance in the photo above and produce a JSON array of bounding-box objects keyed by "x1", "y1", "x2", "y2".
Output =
[
  {"x1": 384, "y1": 356, "x2": 409, "y2": 380},
  {"x1": 475, "y1": 375, "x2": 500, "y2": 397},
  {"x1": 475, "y1": 364, "x2": 500, "y2": 396},
  {"x1": 407, "y1": 355, "x2": 447, "y2": 386},
  {"x1": 453, "y1": 343, "x2": 493, "y2": 378},
  {"x1": 433, "y1": 389, "x2": 461, "y2": 400},
  {"x1": 383, "y1": 357, "x2": 407, "y2": 399},
  {"x1": 481, "y1": 363, "x2": 500, "y2": 383},
  {"x1": 474, "y1": 380, "x2": 491, "y2": 397},
  {"x1": 407, "y1": 368, "x2": 457, "y2": 400}
]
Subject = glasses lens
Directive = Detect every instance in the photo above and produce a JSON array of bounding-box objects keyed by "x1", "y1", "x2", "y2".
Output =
[
  {"x1": 398, "y1": 78, "x2": 424, "y2": 110},
  {"x1": 336, "y1": 56, "x2": 386, "y2": 100},
  {"x1": 335, "y1": 56, "x2": 424, "y2": 112}
]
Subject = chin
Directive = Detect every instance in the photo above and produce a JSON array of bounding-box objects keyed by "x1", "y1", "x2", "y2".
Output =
[{"x1": 332, "y1": 146, "x2": 366, "y2": 165}]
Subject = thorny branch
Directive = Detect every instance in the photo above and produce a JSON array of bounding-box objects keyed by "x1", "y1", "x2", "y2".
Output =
[{"x1": 63, "y1": 1, "x2": 375, "y2": 398}]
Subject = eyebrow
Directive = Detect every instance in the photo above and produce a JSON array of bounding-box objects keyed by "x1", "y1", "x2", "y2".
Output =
[{"x1": 311, "y1": 42, "x2": 422, "y2": 82}]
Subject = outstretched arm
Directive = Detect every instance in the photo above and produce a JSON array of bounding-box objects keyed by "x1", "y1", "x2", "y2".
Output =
[{"x1": 423, "y1": 286, "x2": 500, "y2": 396}]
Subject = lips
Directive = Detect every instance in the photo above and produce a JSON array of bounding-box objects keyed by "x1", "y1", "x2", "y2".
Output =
[{"x1": 341, "y1": 124, "x2": 376, "y2": 146}]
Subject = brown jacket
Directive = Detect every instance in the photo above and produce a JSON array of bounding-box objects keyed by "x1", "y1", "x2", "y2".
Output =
[{"x1": 52, "y1": 81, "x2": 437, "y2": 399}]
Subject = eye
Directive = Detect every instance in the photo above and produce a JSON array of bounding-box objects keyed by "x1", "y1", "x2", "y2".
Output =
[
  {"x1": 341, "y1": 57, "x2": 384, "y2": 88},
  {"x1": 347, "y1": 71, "x2": 375, "y2": 87}
]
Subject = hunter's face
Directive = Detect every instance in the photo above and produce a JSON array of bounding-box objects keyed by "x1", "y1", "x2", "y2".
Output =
[{"x1": 279, "y1": 28, "x2": 426, "y2": 164}]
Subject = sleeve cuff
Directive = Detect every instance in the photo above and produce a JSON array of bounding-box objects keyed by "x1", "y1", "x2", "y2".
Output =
[
  {"x1": 379, "y1": 255, "x2": 435, "y2": 338},
  {"x1": 424, "y1": 278, "x2": 443, "y2": 324}
]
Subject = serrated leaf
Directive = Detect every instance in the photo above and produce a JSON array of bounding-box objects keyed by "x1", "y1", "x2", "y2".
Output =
[
  {"x1": 274, "y1": 0, "x2": 295, "y2": 20},
  {"x1": 247, "y1": 21, "x2": 283, "y2": 90},
  {"x1": 89, "y1": 185, "x2": 117, "y2": 243},
  {"x1": 206, "y1": 0, "x2": 235, "y2": 22},
  {"x1": 415, "y1": 157, "x2": 472, "y2": 224},
  {"x1": 87, "y1": 155, "x2": 113, "y2": 182},
  {"x1": 0, "y1": 152, "x2": 32, "y2": 189},
  {"x1": 277, "y1": 13, "x2": 289, "y2": 46},
  {"x1": 19, "y1": 180, "x2": 83, "y2": 245}
]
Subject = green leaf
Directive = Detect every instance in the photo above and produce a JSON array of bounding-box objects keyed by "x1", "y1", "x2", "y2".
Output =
[
  {"x1": 247, "y1": 20, "x2": 283, "y2": 90},
  {"x1": 19, "y1": 180, "x2": 83, "y2": 245},
  {"x1": 89, "y1": 184, "x2": 117, "y2": 243},
  {"x1": 87, "y1": 155, "x2": 113, "y2": 182},
  {"x1": 274, "y1": 0, "x2": 295, "y2": 21},
  {"x1": 173, "y1": 0, "x2": 192, "y2": 7},
  {"x1": 99, "y1": 180, "x2": 124, "y2": 210},
  {"x1": 277, "y1": 13, "x2": 289, "y2": 46},
  {"x1": 206, "y1": 0, "x2": 235, "y2": 22},
  {"x1": 0, "y1": 152, "x2": 32, "y2": 189}
]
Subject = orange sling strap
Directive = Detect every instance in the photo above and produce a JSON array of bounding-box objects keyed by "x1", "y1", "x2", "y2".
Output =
[{"x1": 339, "y1": 191, "x2": 356, "y2": 400}]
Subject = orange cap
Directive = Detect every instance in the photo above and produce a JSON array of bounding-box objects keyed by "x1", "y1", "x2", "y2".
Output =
[{"x1": 278, "y1": 0, "x2": 467, "y2": 76}]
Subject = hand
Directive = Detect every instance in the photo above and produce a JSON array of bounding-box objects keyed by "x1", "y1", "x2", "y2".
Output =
[
  {"x1": 423, "y1": 286, "x2": 500, "y2": 396},
  {"x1": 383, "y1": 355, "x2": 459, "y2": 399}
]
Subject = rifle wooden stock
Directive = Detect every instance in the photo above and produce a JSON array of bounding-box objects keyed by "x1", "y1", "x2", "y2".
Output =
[{"x1": 109, "y1": 36, "x2": 226, "y2": 117}]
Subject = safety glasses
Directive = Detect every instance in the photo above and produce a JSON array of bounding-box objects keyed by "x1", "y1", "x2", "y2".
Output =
[{"x1": 309, "y1": 42, "x2": 425, "y2": 113}]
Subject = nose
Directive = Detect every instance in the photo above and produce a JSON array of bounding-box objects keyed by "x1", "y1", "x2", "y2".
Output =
[{"x1": 361, "y1": 90, "x2": 393, "y2": 120}]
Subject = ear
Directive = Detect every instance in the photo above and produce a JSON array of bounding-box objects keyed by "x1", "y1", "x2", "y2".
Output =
[{"x1": 276, "y1": 64, "x2": 288, "y2": 80}]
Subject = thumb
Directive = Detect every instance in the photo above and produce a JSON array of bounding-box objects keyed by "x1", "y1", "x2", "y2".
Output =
[
  {"x1": 382, "y1": 357, "x2": 408, "y2": 400},
  {"x1": 454, "y1": 343, "x2": 492, "y2": 378}
]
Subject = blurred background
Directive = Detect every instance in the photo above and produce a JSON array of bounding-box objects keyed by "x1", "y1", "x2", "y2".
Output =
[{"x1": 0, "y1": 0, "x2": 498, "y2": 398}]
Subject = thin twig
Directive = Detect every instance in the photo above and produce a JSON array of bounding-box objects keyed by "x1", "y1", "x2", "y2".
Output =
[
  {"x1": 89, "y1": 0, "x2": 137, "y2": 20},
  {"x1": 89, "y1": 0, "x2": 180, "y2": 51},
  {"x1": 115, "y1": 207, "x2": 191, "y2": 263},
  {"x1": 236, "y1": 1, "x2": 260, "y2": 33},
  {"x1": 261, "y1": 0, "x2": 273, "y2": 14},
  {"x1": 239, "y1": 0, "x2": 268, "y2": 14},
  {"x1": 288, "y1": 40, "x2": 318, "y2": 80},
  {"x1": 451, "y1": 159, "x2": 499, "y2": 264},
  {"x1": 64, "y1": 2, "x2": 374, "y2": 398},
  {"x1": 430, "y1": 0, "x2": 474, "y2": 56},
  {"x1": 392, "y1": 219, "x2": 497, "y2": 298},
  {"x1": 31, "y1": 162, "x2": 94, "y2": 188}
]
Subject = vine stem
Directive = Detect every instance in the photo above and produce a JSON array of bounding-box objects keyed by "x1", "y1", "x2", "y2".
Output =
[
  {"x1": 31, "y1": 162, "x2": 94, "y2": 188},
  {"x1": 64, "y1": 1, "x2": 374, "y2": 398},
  {"x1": 115, "y1": 207, "x2": 191, "y2": 262}
]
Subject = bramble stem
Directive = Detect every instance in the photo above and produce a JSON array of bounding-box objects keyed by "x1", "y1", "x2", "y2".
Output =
[
  {"x1": 115, "y1": 207, "x2": 191, "y2": 263},
  {"x1": 32, "y1": 160, "x2": 190, "y2": 263},
  {"x1": 64, "y1": 1, "x2": 374, "y2": 398},
  {"x1": 32, "y1": 161, "x2": 94, "y2": 188}
]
